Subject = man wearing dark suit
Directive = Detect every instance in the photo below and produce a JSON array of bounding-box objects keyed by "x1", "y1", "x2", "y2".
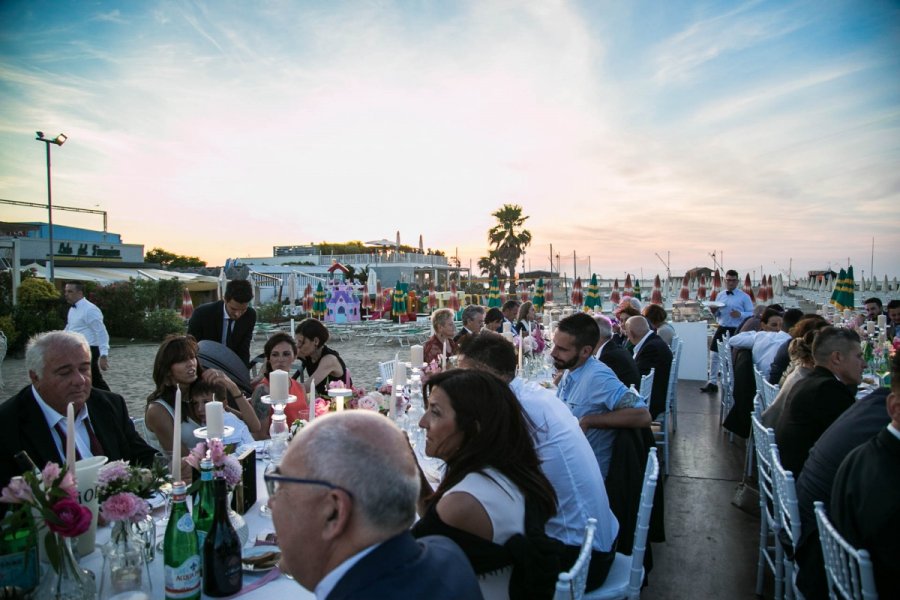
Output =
[
  {"x1": 774, "y1": 327, "x2": 865, "y2": 475},
  {"x1": 0, "y1": 331, "x2": 157, "y2": 491},
  {"x1": 625, "y1": 316, "x2": 672, "y2": 419},
  {"x1": 593, "y1": 314, "x2": 640, "y2": 389},
  {"x1": 188, "y1": 279, "x2": 257, "y2": 366},
  {"x1": 453, "y1": 304, "x2": 485, "y2": 349},
  {"x1": 270, "y1": 410, "x2": 481, "y2": 600}
]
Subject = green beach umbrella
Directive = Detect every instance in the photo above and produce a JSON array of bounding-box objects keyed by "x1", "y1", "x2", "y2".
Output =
[
  {"x1": 633, "y1": 278, "x2": 642, "y2": 301},
  {"x1": 584, "y1": 274, "x2": 600, "y2": 311},
  {"x1": 843, "y1": 266, "x2": 855, "y2": 310},
  {"x1": 392, "y1": 282, "x2": 406, "y2": 316},
  {"x1": 532, "y1": 278, "x2": 545, "y2": 310},
  {"x1": 488, "y1": 276, "x2": 501, "y2": 308},
  {"x1": 830, "y1": 268, "x2": 846, "y2": 308},
  {"x1": 312, "y1": 282, "x2": 327, "y2": 318}
]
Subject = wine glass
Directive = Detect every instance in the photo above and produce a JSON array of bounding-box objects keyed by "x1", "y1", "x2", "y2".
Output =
[{"x1": 152, "y1": 451, "x2": 173, "y2": 551}]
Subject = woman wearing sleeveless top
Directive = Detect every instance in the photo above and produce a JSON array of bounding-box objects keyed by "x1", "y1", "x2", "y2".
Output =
[
  {"x1": 250, "y1": 332, "x2": 309, "y2": 435},
  {"x1": 412, "y1": 369, "x2": 558, "y2": 599},
  {"x1": 294, "y1": 318, "x2": 351, "y2": 395}
]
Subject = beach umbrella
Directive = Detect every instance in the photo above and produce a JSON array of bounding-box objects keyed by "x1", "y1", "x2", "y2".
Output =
[
  {"x1": 766, "y1": 275, "x2": 774, "y2": 302},
  {"x1": 302, "y1": 283, "x2": 313, "y2": 313},
  {"x1": 382, "y1": 288, "x2": 392, "y2": 316},
  {"x1": 584, "y1": 274, "x2": 600, "y2": 311},
  {"x1": 428, "y1": 280, "x2": 437, "y2": 312},
  {"x1": 374, "y1": 281, "x2": 384, "y2": 313},
  {"x1": 392, "y1": 282, "x2": 406, "y2": 317},
  {"x1": 367, "y1": 269, "x2": 377, "y2": 296},
  {"x1": 633, "y1": 279, "x2": 642, "y2": 301},
  {"x1": 679, "y1": 274, "x2": 690, "y2": 301},
  {"x1": 217, "y1": 268, "x2": 227, "y2": 300},
  {"x1": 844, "y1": 266, "x2": 855, "y2": 309},
  {"x1": 499, "y1": 281, "x2": 507, "y2": 305},
  {"x1": 407, "y1": 289, "x2": 418, "y2": 316},
  {"x1": 697, "y1": 275, "x2": 707, "y2": 301},
  {"x1": 776, "y1": 274, "x2": 784, "y2": 297},
  {"x1": 449, "y1": 280, "x2": 460, "y2": 313},
  {"x1": 312, "y1": 282, "x2": 327, "y2": 319},
  {"x1": 757, "y1": 275, "x2": 768, "y2": 304},
  {"x1": 610, "y1": 278, "x2": 621, "y2": 306},
  {"x1": 519, "y1": 282, "x2": 530, "y2": 304},
  {"x1": 181, "y1": 288, "x2": 194, "y2": 320},
  {"x1": 488, "y1": 276, "x2": 501, "y2": 308},
  {"x1": 830, "y1": 268, "x2": 846, "y2": 307},
  {"x1": 545, "y1": 280, "x2": 553, "y2": 303},
  {"x1": 287, "y1": 272, "x2": 298, "y2": 314},
  {"x1": 624, "y1": 274, "x2": 633, "y2": 297},
  {"x1": 532, "y1": 278, "x2": 545, "y2": 310},
  {"x1": 709, "y1": 269, "x2": 722, "y2": 301},
  {"x1": 650, "y1": 275, "x2": 663, "y2": 305},
  {"x1": 572, "y1": 277, "x2": 584, "y2": 307},
  {"x1": 743, "y1": 274, "x2": 755, "y2": 304}
]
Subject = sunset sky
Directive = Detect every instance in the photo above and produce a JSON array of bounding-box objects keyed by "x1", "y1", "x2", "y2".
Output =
[{"x1": 2, "y1": 1, "x2": 898, "y2": 282}]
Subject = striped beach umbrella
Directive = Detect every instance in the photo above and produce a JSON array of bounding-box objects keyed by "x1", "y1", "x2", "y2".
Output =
[
  {"x1": 830, "y1": 269, "x2": 845, "y2": 307},
  {"x1": 392, "y1": 283, "x2": 406, "y2": 317},
  {"x1": 407, "y1": 289, "x2": 418, "y2": 316},
  {"x1": 697, "y1": 275, "x2": 707, "y2": 301},
  {"x1": 181, "y1": 288, "x2": 194, "y2": 320},
  {"x1": 360, "y1": 283, "x2": 371, "y2": 311},
  {"x1": 757, "y1": 275, "x2": 768, "y2": 304},
  {"x1": 519, "y1": 282, "x2": 529, "y2": 304},
  {"x1": 679, "y1": 274, "x2": 690, "y2": 301},
  {"x1": 610, "y1": 278, "x2": 621, "y2": 306},
  {"x1": 624, "y1": 275, "x2": 634, "y2": 297},
  {"x1": 449, "y1": 280, "x2": 460, "y2": 313},
  {"x1": 584, "y1": 274, "x2": 600, "y2": 311},
  {"x1": 532, "y1": 278, "x2": 545, "y2": 311},
  {"x1": 650, "y1": 275, "x2": 663, "y2": 305},
  {"x1": 374, "y1": 281, "x2": 384, "y2": 313},
  {"x1": 572, "y1": 277, "x2": 584, "y2": 307},
  {"x1": 487, "y1": 276, "x2": 501, "y2": 308},
  {"x1": 743, "y1": 273, "x2": 755, "y2": 304},
  {"x1": 766, "y1": 275, "x2": 775, "y2": 302},
  {"x1": 710, "y1": 269, "x2": 722, "y2": 301},
  {"x1": 633, "y1": 279, "x2": 642, "y2": 301},
  {"x1": 545, "y1": 279, "x2": 553, "y2": 303}
]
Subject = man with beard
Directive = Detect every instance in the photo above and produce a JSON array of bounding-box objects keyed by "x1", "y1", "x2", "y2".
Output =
[{"x1": 552, "y1": 313, "x2": 651, "y2": 477}]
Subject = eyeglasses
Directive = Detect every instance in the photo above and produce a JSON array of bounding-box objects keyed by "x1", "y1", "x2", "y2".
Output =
[{"x1": 264, "y1": 470, "x2": 354, "y2": 499}]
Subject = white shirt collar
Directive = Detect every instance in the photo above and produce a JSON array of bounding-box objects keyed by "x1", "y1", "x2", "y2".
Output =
[
  {"x1": 314, "y1": 542, "x2": 381, "y2": 599},
  {"x1": 32, "y1": 385, "x2": 89, "y2": 428},
  {"x1": 888, "y1": 423, "x2": 900, "y2": 441},
  {"x1": 594, "y1": 339, "x2": 610, "y2": 358},
  {"x1": 632, "y1": 331, "x2": 653, "y2": 356}
]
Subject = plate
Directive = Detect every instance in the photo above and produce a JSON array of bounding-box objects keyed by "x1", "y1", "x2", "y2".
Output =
[
  {"x1": 242, "y1": 545, "x2": 281, "y2": 573},
  {"x1": 193, "y1": 425, "x2": 235, "y2": 439},
  {"x1": 703, "y1": 301, "x2": 725, "y2": 309},
  {"x1": 147, "y1": 492, "x2": 166, "y2": 510}
]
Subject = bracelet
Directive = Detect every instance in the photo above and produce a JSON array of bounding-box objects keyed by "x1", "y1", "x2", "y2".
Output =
[{"x1": 229, "y1": 393, "x2": 243, "y2": 402}]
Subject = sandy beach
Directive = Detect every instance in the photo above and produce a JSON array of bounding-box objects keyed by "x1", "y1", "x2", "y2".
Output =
[{"x1": 0, "y1": 333, "x2": 412, "y2": 419}]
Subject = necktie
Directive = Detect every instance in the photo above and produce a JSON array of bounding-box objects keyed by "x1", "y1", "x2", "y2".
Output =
[
  {"x1": 85, "y1": 419, "x2": 105, "y2": 456},
  {"x1": 225, "y1": 319, "x2": 234, "y2": 346},
  {"x1": 54, "y1": 422, "x2": 82, "y2": 462},
  {"x1": 726, "y1": 290, "x2": 734, "y2": 295}
]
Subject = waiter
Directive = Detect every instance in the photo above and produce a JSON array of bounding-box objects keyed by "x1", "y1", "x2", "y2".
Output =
[
  {"x1": 700, "y1": 269, "x2": 754, "y2": 393},
  {"x1": 63, "y1": 280, "x2": 112, "y2": 391}
]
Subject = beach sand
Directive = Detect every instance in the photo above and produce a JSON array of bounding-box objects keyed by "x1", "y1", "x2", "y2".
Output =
[{"x1": 0, "y1": 334, "x2": 415, "y2": 419}]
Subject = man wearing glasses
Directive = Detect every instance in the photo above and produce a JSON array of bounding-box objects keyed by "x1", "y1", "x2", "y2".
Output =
[
  {"x1": 266, "y1": 411, "x2": 482, "y2": 599},
  {"x1": 700, "y1": 269, "x2": 754, "y2": 393}
]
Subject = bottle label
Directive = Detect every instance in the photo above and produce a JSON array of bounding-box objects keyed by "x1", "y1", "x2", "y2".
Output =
[
  {"x1": 165, "y1": 555, "x2": 201, "y2": 599},
  {"x1": 0, "y1": 547, "x2": 39, "y2": 590},
  {"x1": 176, "y1": 513, "x2": 195, "y2": 534}
]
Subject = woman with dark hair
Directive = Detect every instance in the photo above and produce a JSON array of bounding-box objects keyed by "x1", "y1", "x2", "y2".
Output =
[
  {"x1": 484, "y1": 307, "x2": 504, "y2": 332},
  {"x1": 412, "y1": 369, "x2": 558, "y2": 599},
  {"x1": 642, "y1": 303, "x2": 675, "y2": 347},
  {"x1": 294, "y1": 318, "x2": 351, "y2": 395},
  {"x1": 250, "y1": 332, "x2": 308, "y2": 436}
]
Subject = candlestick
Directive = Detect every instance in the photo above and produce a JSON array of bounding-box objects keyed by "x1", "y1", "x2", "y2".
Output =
[
  {"x1": 269, "y1": 369, "x2": 289, "y2": 402},
  {"x1": 410, "y1": 344, "x2": 424, "y2": 366},
  {"x1": 206, "y1": 400, "x2": 224, "y2": 440},
  {"x1": 877, "y1": 314, "x2": 887, "y2": 329},
  {"x1": 172, "y1": 387, "x2": 182, "y2": 481},
  {"x1": 308, "y1": 377, "x2": 316, "y2": 422},
  {"x1": 443, "y1": 339, "x2": 448, "y2": 358},
  {"x1": 66, "y1": 402, "x2": 76, "y2": 471},
  {"x1": 395, "y1": 362, "x2": 407, "y2": 389}
]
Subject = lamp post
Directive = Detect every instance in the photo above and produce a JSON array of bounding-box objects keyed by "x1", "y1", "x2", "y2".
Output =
[{"x1": 35, "y1": 131, "x2": 67, "y2": 283}]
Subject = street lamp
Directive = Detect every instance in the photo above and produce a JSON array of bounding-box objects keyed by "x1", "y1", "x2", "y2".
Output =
[{"x1": 35, "y1": 131, "x2": 67, "y2": 283}]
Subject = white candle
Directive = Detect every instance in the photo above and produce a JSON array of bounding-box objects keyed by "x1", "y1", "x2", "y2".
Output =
[
  {"x1": 866, "y1": 321, "x2": 876, "y2": 336},
  {"x1": 410, "y1": 344, "x2": 424, "y2": 366},
  {"x1": 503, "y1": 321, "x2": 512, "y2": 334},
  {"x1": 308, "y1": 377, "x2": 315, "y2": 421},
  {"x1": 336, "y1": 396, "x2": 345, "y2": 411},
  {"x1": 172, "y1": 388, "x2": 182, "y2": 482},
  {"x1": 517, "y1": 337, "x2": 523, "y2": 371},
  {"x1": 877, "y1": 314, "x2": 887, "y2": 329},
  {"x1": 206, "y1": 399, "x2": 224, "y2": 440},
  {"x1": 66, "y1": 402, "x2": 76, "y2": 471},
  {"x1": 543, "y1": 313, "x2": 551, "y2": 326},
  {"x1": 394, "y1": 363, "x2": 407, "y2": 389},
  {"x1": 443, "y1": 339, "x2": 448, "y2": 358},
  {"x1": 290, "y1": 318, "x2": 295, "y2": 334},
  {"x1": 502, "y1": 331, "x2": 515, "y2": 344},
  {"x1": 270, "y1": 369, "x2": 289, "y2": 402}
]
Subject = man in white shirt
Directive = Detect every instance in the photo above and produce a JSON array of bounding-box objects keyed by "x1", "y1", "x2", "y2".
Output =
[
  {"x1": 63, "y1": 280, "x2": 111, "y2": 391},
  {"x1": 727, "y1": 306, "x2": 789, "y2": 378},
  {"x1": 701, "y1": 269, "x2": 754, "y2": 393}
]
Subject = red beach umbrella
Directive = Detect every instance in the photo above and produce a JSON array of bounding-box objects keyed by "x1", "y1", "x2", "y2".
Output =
[
  {"x1": 374, "y1": 282, "x2": 383, "y2": 313},
  {"x1": 572, "y1": 277, "x2": 584, "y2": 306},
  {"x1": 766, "y1": 275, "x2": 774, "y2": 302},
  {"x1": 545, "y1": 281, "x2": 553, "y2": 303},
  {"x1": 449, "y1": 280, "x2": 460, "y2": 313},
  {"x1": 610, "y1": 278, "x2": 621, "y2": 306},
  {"x1": 428, "y1": 281, "x2": 437, "y2": 312},
  {"x1": 624, "y1": 275, "x2": 633, "y2": 297},
  {"x1": 743, "y1": 274, "x2": 755, "y2": 303},
  {"x1": 520, "y1": 283, "x2": 529, "y2": 303},
  {"x1": 181, "y1": 288, "x2": 193, "y2": 320},
  {"x1": 361, "y1": 284, "x2": 371, "y2": 311},
  {"x1": 709, "y1": 269, "x2": 721, "y2": 301},
  {"x1": 499, "y1": 282, "x2": 507, "y2": 305},
  {"x1": 650, "y1": 275, "x2": 663, "y2": 305},
  {"x1": 757, "y1": 276, "x2": 768, "y2": 303},
  {"x1": 302, "y1": 283, "x2": 313, "y2": 312},
  {"x1": 679, "y1": 274, "x2": 690, "y2": 301},
  {"x1": 697, "y1": 275, "x2": 707, "y2": 301}
]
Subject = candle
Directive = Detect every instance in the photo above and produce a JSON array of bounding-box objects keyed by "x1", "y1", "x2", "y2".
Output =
[
  {"x1": 502, "y1": 331, "x2": 514, "y2": 344},
  {"x1": 336, "y1": 396, "x2": 344, "y2": 412},
  {"x1": 503, "y1": 321, "x2": 512, "y2": 334},
  {"x1": 866, "y1": 321, "x2": 876, "y2": 336},
  {"x1": 877, "y1": 314, "x2": 887, "y2": 329},
  {"x1": 66, "y1": 402, "x2": 76, "y2": 471},
  {"x1": 270, "y1": 369, "x2": 289, "y2": 402},
  {"x1": 172, "y1": 387, "x2": 182, "y2": 481},
  {"x1": 395, "y1": 362, "x2": 407, "y2": 389},
  {"x1": 443, "y1": 339, "x2": 448, "y2": 358},
  {"x1": 290, "y1": 318, "x2": 295, "y2": 335},
  {"x1": 410, "y1": 344, "x2": 424, "y2": 367},
  {"x1": 308, "y1": 377, "x2": 316, "y2": 421},
  {"x1": 543, "y1": 313, "x2": 551, "y2": 326},
  {"x1": 206, "y1": 399, "x2": 224, "y2": 440},
  {"x1": 517, "y1": 336, "x2": 523, "y2": 372}
]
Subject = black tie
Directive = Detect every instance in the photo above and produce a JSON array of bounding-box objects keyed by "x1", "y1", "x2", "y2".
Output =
[
  {"x1": 225, "y1": 318, "x2": 234, "y2": 346},
  {"x1": 726, "y1": 290, "x2": 734, "y2": 295}
]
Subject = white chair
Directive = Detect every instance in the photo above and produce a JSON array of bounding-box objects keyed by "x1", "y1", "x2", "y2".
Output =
[
  {"x1": 583, "y1": 447, "x2": 659, "y2": 600},
  {"x1": 717, "y1": 338, "x2": 735, "y2": 442},
  {"x1": 653, "y1": 346, "x2": 680, "y2": 476},
  {"x1": 771, "y1": 444, "x2": 804, "y2": 600},
  {"x1": 554, "y1": 518, "x2": 598, "y2": 600},
  {"x1": 762, "y1": 378, "x2": 780, "y2": 411},
  {"x1": 751, "y1": 412, "x2": 784, "y2": 599},
  {"x1": 639, "y1": 368, "x2": 655, "y2": 404},
  {"x1": 814, "y1": 501, "x2": 878, "y2": 600},
  {"x1": 378, "y1": 360, "x2": 395, "y2": 384},
  {"x1": 131, "y1": 417, "x2": 164, "y2": 453},
  {"x1": 668, "y1": 336, "x2": 683, "y2": 432}
]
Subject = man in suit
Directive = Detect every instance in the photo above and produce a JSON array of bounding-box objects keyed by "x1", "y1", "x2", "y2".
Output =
[
  {"x1": 774, "y1": 327, "x2": 865, "y2": 475},
  {"x1": 592, "y1": 314, "x2": 640, "y2": 389},
  {"x1": 501, "y1": 299, "x2": 520, "y2": 333},
  {"x1": 625, "y1": 316, "x2": 673, "y2": 419},
  {"x1": 886, "y1": 299, "x2": 900, "y2": 339},
  {"x1": 453, "y1": 304, "x2": 485, "y2": 348},
  {"x1": 269, "y1": 411, "x2": 481, "y2": 599},
  {"x1": 0, "y1": 331, "x2": 157, "y2": 490},
  {"x1": 188, "y1": 279, "x2": 257, "y2": 366}
]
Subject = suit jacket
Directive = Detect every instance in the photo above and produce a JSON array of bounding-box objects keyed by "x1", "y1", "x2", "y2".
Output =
[
  {"x1": 633, "y1": 333, "x2": 672, "y2": 419},
  {"x1": 774, "y1": 365, "x2": 855, "y2": 475},
  {"x1": 0, "y1": 386, "x2": 158, "y2": 490},
  {"x1": 326, "y1": 531, "x2": 483, "y2": 600},
  {"x1": 598, "y1": 341, "x2": 641, "y2": 389},
  {"x1": 187, "y1": 300, "x2": 257, "y2": 366}
]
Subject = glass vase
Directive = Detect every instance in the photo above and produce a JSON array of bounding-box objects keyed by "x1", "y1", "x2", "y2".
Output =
[
  {"x1": 227, "y1": 491, "x2": 250, "y2": 547},
  {"x1": 35, "y1": 534, "x2": 97, "y2": 600},
  {"x1": 99, "y1": 521, "x2": 152, "y2": 600},
  {"x1": 129, "y1": 513, "x2": 156, "y2": 563}
]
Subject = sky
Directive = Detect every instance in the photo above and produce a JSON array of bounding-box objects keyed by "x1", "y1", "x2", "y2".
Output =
[{"x1": 1, "y1": 0, "x2": 899, "y2": 283}]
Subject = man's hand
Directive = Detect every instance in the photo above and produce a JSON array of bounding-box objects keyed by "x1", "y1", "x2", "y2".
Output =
[
  {"x1": 730, "y1": 309, "x2": 740, "y2": 319},
  {"x1": 99, "y1": 356, "x2": 110, "y2": 371}
]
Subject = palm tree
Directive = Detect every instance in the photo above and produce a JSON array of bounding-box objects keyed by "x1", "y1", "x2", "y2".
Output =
[
  {"x1": 487, "y1": 204, "x2": 531, "y2": 291},
  {"x1": 478, "y1": 249, "x2": 503, "y2": 278}
]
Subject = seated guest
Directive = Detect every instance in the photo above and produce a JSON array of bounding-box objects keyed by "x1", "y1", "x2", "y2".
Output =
[
  {"x1": 483, "y1": 307, "x2": 504, "y2": 332},
  {"x1": 269, "y1": 411, "x2": 482, "y2": 599},
  {"x1": 423, "y1": 308, "x2": 458, "y2": 365},
  {"x1": 762, "y1": 317, "x2": 828, "y2": 427},
  {"x1": 862, "y1": 296, "x2": 884, "y2": 322},
  {"x1": 593, "y1": 314, "x2": 641, "y2": 389},
  {"x1": 454, "y1": 304, "x2": 485, "y2": 346},
  {"x1": 146, "y1": 335, "x2": 253, "y2": 463},
  {"x1": 294, "y1": 318, "x2": 351, "y2": 395},
  {"x1": 727, "y1": 306, "x2": 790, "y2": 378},
  {"x1": 514, "y1": 301, "x2": 545, "y2": 353},
  {"x1": 624, "y1": 316, "x2": 673, "y2": 420},
  {"x1": 459, "y1": 334, "x2": 620, "y2": 592},
  {"x1": 413, "y1": 369, "x2": 558, "y2": 600},
  {"x1": 187, "y1": 279, "x2": 256, "y2": 366},
  {"x1": 0, "y1": 331, "x2": 157, "y2": 490},
  {"x1": 737, "y1": 304, "x2": 768, "y2": 333},
  {"x1": 774, "y1": 327, "x2": 864, "y2": 475},
  {"x1": 189, "y1": 379, "x2": 257, "y2": 446},
  {"x1": 501, "y1": 299, "x2": 520, "y2": 332},
  {"x1": 642, "y1": 304, "x2": 675, "y2": 347},
  {"x1": 828, "y1": 354, "x2": 899, "y2": 599},
  {"x1": 251, "y1": 332, "x2": 308, "y2": 436},
  {"x1": 887, "y1": 299, "x2": 900, "y2": 339},
  {"x1": 766, "y1": 310, "x2": 814, "y2": 384},
  {"x1": 553, "y1": 313, "x2": 652, "y2": 477},
  {"x1": 612, "y1": 303, "x2": 640, "y2": 350}
]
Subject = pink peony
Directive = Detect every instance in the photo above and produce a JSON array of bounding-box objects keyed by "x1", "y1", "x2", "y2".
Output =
[
  {"x1": 100, "y1": 492, "x2": 148, "y2": 523},
  {"x1": 98, "y1": 460, "x2": 130, "y2": 486},
  {"x1": 358, "y1": 393, "x2": 381, "y2": 412},
  {"x1": 208, "y1": 438, "x2": 226, "y2": 466},
  {"x1": 0, "y1": 476, "x2": 34, "y2": 504},
  {"x1": 314, "y1": 398, "x2": 330, "y2": 417},
  {"x1": 41, "y1": 462, "x2": 61, "y2": 489},
  {"x1": 185, "y1": 442, "x2": 207, "y2": 470},
  {"x1": 221, "y1": 457, "x2": 243, "y2": 487},
  {"x1": 59, "y1": 471, "x2": 78, "y2": 498},
  {"x1": 47, "y1": 498, "x2": 93, "y2": 537}
]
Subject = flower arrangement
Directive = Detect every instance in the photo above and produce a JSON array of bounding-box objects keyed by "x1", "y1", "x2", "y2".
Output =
[
  {"x1": 0, "y1": 462, "x2": 91, "y2": 571},
  {"x1": 185, "y1": 438, "x2": 243, "y2": 487},
  {"x1": 97, "y1": 460, "x2": 168, "y2": 524}
]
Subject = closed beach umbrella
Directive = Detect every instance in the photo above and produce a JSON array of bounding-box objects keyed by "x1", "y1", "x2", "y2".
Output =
[
  {"x1": 610, "y1": 278, "x2": 621, "y2": 306},
  {"x1": 584, "y1": 274, "x2": 600, "y2": 311},
  {"x1": 303, "y1": 283, "x2": 313, "y2": 313},
  {"x1": 375, "y1": 281, "x2": 384, "y2": 313},
  {"x1": 633, "y1": 278, "x2": 642, "y2": 301},
  {"x1": 679, "y1": 274, "x2": 690, "y2": 301},
  {"x1": 499, "y1": 281, "x2": 507, "y2": 305},
  {"x1": 775, "y1": 274, "x2": 784, "y2": 297},
  {"x1": 697, "y1": 275, "x2": 707, "y2": 301},
  {"x1": 217, "y1": 268, "x2": 227, "y2": 300},
  {"x1": 757, "y1": 275, "x2": 768, "y2": 304},
  {"x1": 181, "y1": 288, "x2": 194, "y2": 320},
  {"x1": 843, "y1": 266, "x2": 855, "y2": 310},
  {"x1": 313, "y1": 282, "x2": 327, "y2": 319},
  {"x1": 488, "y1": 276, "x2": 501, "y2": 308},
  {"x1": 428, "y1": 280, "x2": 437, "y2": 312},
  {"x1": 651, "y1": 275, "x2": 663, "y2": 305},
  {"x1": 407, "y1": 289, "x2": 418, "y2": 316},
  {"x1": 624, "y1": 275, "x2": 633, "y2": 297},
  {"x1": 392, "y1": 283, "x2": 405, "y2": 316},
  {"x1": 287, "y1": 272, "x2": 298, "y2": 314},
  {"x1": 572, "y1": 277, "x2": 584, "y2": 307},
  {"x1": 519, "y1": 282, "x2": 530, "y2": 304},
  {"x1": 743, "y1": 273, "x2": 755, "y2": 304},
  {"x1": 766, "y1": 275, "x2": 774, "y2": 303},
  {"x1": 710, "y1": 269, "x2": 722, "y2": 301},
  {"x1": 830, "y1": 268, "x2": 846, "y2": 307},
  {"x1": 545, "y1": 279, "x2": 553, "y2": 303},
  {"x1": 361, "y1": 283, "x2": 371, "y2": 311},
  {"x1": 449, "y1": 280, "x2": 460, "y2": 313},
  {"x1": 532, "y1": 278, "x2": 545, "y2": 310}
]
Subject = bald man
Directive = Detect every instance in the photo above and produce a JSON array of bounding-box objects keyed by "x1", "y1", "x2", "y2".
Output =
[
  {"x1": 268, "y1": 412, "x2": 481, "y2": 599},
  {"x1": 625, "y1": 316, "x2": 673, "y2": 419}
]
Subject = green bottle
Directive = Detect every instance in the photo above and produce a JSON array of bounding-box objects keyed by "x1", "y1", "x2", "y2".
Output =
[
  {"x1": 0, "y1": 502, "x2": 39, "y2": 592},
  {"x1": 194, "y1": 458, "x2": 215, "y2": 551},
  {"x1": 164, "y1": 481, "x2": 201, "y2": 600}
]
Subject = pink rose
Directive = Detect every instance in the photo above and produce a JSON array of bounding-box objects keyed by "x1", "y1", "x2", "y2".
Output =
[
  {"x1": 59, "y1": 471, "x2": 78, "y2": 498},
  {"x1": 314, "y1": 398, "x2": 330, "y2": 417},
  {"x1": 47, "y1": 498, "x2": 93, "y2": 537},
  {"x1": 100, "y1": 492, "x2": 147, "y2": 523},
  {"x1": 0, "y1": 477, "x2": 34, "y2": 504},
  {"x1": 41, "y1": 462, "x2": 61, "y2": 488},
  {"x1": 208, "y1": 438, "x2": 226, "y2": 466}
]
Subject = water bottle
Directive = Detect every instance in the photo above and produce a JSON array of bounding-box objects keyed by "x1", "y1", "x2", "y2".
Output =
[{"x1": 268, "y1": 413, "x2": 290, "y2": 464}]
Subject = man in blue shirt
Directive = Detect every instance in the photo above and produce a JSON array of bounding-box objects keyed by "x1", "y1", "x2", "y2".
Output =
[
  {"x1": 553, "y1": 313, "x2": 651, "y2": 477},
  {"x1": 701, "y1": 269, "x2": 754, "y2": 393}
]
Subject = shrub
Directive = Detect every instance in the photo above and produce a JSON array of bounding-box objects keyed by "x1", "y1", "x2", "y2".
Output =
[
  {"x1": 17, "y1": 278, "x2": 60, "y2": 304},
  {"x1": 12, "y1": 300, "x2": 65, "y2": 352},
  {"x1": 90, "y1": 282, "x2": 144, "y2": 339},
  {"x1": 0, "y1": 315, "x2": 16, "y2": 347},
  {"x1": 143, "y1": 309, "x2": 186, "y2": 341},
  {"x1": 255, "y1": 302, "x2": 285, "y2": 323}
]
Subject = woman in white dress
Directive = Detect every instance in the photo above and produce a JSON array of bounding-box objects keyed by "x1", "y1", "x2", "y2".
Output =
[{"x1": 412, "y1": 369, "x2": 558, "y2": 600}]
